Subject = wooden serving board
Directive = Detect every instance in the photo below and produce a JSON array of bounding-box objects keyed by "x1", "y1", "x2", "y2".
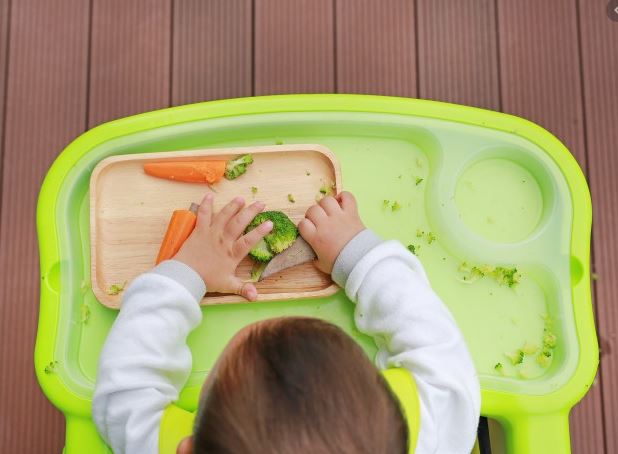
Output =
[{"x1": 90, "y1": 145, "x2": 341, "y2": 309}]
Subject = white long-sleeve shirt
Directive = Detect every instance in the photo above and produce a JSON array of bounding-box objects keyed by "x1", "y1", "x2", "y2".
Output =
[{"x1": 93, "y1": 229, "x2": 480, "y2": 454}]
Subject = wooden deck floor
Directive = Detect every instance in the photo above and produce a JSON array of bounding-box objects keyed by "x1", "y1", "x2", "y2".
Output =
[{"x1": 0, "y1": 1, "x2": 616, "y2": 452}]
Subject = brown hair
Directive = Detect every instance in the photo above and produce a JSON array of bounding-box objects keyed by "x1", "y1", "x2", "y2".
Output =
[{"x1": 193, "y1": 317, "x2": 407, "y2": 454}]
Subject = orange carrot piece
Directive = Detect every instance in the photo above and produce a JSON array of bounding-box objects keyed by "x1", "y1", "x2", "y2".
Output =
[
  {"x1": 144, "y1": 160, "x2": 226, "y2": 184},
  {"x1": 155, "y1": 207, "x2": 198, "y2": 264}
]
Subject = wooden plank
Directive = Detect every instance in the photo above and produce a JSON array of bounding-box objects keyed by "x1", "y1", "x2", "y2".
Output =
[
  {"x1": 255, "y1": 0, "x2": 334, "y2": 94},
  {"x1": 570, "y1": 377, "x2": 606, "y2": 454},
  {"x1": 497, "y1": 0, "x2": 586, "y2": 168},
  {"x1": 579, "y1": 1, "x2": 618, "y2": 453},
  {"x1": 0, "y1": 0, "x2": 9, "y2": 179},
  {"x1": 336, "y1": 0, "x2": 416, "y2": 97},
  {"x1": 497, "y1": 2, "x2": 604, "y2": 451},
  {"x1": 88, "y1": 0, "x2": 171, "y2": 127},
  {"x1": 417, "y1": 0, "x2": 499, "y2": 110},
  {"x1": 172, "y1": 0, "x2": 252, "y2": 105},
  {"x1": 0, "y1": 0, "x2": 90, "y2": 452}
]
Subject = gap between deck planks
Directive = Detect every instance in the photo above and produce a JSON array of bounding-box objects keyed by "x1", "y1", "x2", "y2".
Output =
[
  {"x1": 0, "y1": 0, "x2": 89, "y2": 452},
  {"x1": 578, "y1": 1, "x2": 618, "y2": 453}
]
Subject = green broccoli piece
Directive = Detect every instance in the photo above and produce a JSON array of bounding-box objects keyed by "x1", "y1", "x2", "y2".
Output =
[
  {"x1": 543, "y1": 332, "x2": 557, "y2": 349},
  {"x1": 407, "y1": 244, "x2": 419, "y2": 255},
  {"x1": 415, "y1": 177, "x2": 424, "y2": 186},
  {"x1": 383, "y1": 199, "x2": 390, "y2": 209},
  {"x1": 288, "y1": 194, "x2": 296, "y2": 203},
  {"x1": 44, "y1": 361, "x2": 59, "y2": 374},
  {"x1": 505, "y1": 350, "x2": 524, "y2": 365},
  {"x1": 224, "y1": 154, "x2": 254, "y2": 180},
  {"x1": 494, "y1": 362, "x2": 505, "y2": 374},
  {"x1": 426, "y1": 232, "x2": 437, "y2": 244},
  {"x1": 251, "y1": 186, "x2": 258, "y2": 195},
  {"x1": 416, "y1": 229, "x2": 424, "y2": 238},
  {"x1": 319, "y1": 182, "x2": 335, "y2": 196},
  {"x1": 536, "y1": 349, "x2": 553, "y2": 368},
  {"x1": 521, "y1": 342, "x2": 539, "y2": 355},
  {"x1": 249, "y1": 261, "x2": 268, "y2": 282},
  {"x1": 107, "y1": 281, "x2": 127, "y2": 295},
  {"x1": 493, "y1": 266, "x2": 521, "y2": 287},
  {"x1": 81, "y1": 303, "x2": 91, "y2": 325},
  {"x1": 249, "y1": 239, "x2": 274, "y2": 262},
  {"x1": 246, "y1": 211, "x2": 298, "y2": 259},
  {"x1": 391, "y1": 201, "x2": 401, "y2": 212}
]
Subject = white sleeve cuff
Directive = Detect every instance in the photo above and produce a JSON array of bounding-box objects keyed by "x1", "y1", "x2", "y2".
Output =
[
  {"x1": 150, "y1": 260, "x2": 206, "y2": 302},
  {"x1": 331, "y1": 229, "x2": 383, "y2": 288}
]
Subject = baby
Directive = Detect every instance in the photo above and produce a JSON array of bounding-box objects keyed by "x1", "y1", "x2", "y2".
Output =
[{"x1": 93, "y1": 191, "x2": 480, "y2": 454}]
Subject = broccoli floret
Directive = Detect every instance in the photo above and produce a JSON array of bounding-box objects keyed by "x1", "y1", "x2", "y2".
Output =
[
  {"x1": 224, "y1": 154, "x2": 254, "y2": 180},
  {"x1": 505, "y1": 350, "x2": 524, "y2": 365},
  {"x1": 249, "y1": 239, "x2": 274, "y2": 262},
  {"x1": 494, "y1": 363, "x2": 505, "y2": 374},
  {"x1": 319, "y1": 182, "x2": 335, "y2": 196},
  {"x1": 536, "y1": 349, "x2": 553, "y2": 368},
  {"x1": 426, "y1": 232, "x2": 437, "y2": 244},
  {"x1": 44, "y1": 361, "x2": 59, "y2": 374},
  {"x1": 407, "y1": 244, "x2": 419, "y2": 255},
  {"x1": 391, "y1": 201, "x2": 401, "y2": 211},
  {"x1": 251, "y1": 186, "x2": 258, "y2": 195},
  {"x1": 543, "y1": 332, "x2": 557, "y2": 349},
  {"x1": 249, "y1": 261, "x2": 268, "y2": 281},
  {"x1": 383, "y1": 200, "x2": 390, "y2": 209},
  {"x1": 107, "y1": 281, "x2": 127, "y2": 295},
  {"x1": 246, "y1": 211, "x2": 298, "y2": 257},
  {"x1": 493, "y1": 266, "x2": 521, "y2": 287},
  {"x1": 415, "y1": 177, "x2": 424, "y2": 186},
  {"x1": 521, "y1": 342, "x2": 539, "y2": 355},
  {"x1": 288, "y1": 194, "x2": 296, "y2": 203}
]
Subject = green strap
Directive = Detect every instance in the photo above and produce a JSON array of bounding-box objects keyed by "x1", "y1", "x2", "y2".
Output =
[
  {"x1": 382, "y1": 368, "x2": 421, "y2": 453},
  {"x1": 159, "y1": 368, "x2": 421, "y2": 454},
  {"x1": 159, "y1": 403, "x2": 196, "y2": 454}
]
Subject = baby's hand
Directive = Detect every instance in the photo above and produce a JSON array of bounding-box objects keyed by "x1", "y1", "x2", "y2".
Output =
[
  {"x1": 298, "y1": 191, "x2": 365, "y2": 274},
  {"x1": 173, "y1": 193, "x2": 273, "y2": 301}
]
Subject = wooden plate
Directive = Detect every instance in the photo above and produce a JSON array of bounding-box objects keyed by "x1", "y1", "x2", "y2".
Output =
[{"x1": 90, "y1": 144, "x2": 341, "y2": 308}]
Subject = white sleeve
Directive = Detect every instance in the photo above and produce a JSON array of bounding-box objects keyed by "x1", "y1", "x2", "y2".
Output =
[
  {"x1": 92, "y1": 260, "x2": 205, "y2": 454},
  {"x1": 332, "y1": 230, "x2": 481, "y2": 454}
]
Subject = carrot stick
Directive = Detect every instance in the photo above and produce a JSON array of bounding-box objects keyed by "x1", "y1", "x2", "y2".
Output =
[
  {"x1": 144, "y1": 161, "x2": 226, "y2": 184},
  {"x1": 155, "y1": 203, "x2": 199, "y2": 264}
]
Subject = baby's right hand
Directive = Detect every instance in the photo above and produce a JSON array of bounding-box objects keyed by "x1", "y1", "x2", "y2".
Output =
[
  {"x1": 298, "y1": 191, "x2": 365, "y2": 274},
  {"x1": 173, "y1": 193, "x2": 273, "y2": 301}
]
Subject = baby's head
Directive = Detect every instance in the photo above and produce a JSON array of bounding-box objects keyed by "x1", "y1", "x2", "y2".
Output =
[{"x1": 178, "y1": 317, "x2": 407, "y2": 453}]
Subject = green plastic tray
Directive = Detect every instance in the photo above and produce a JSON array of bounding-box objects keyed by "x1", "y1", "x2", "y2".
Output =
[{"x1": 36, "y1": 95, "x2": 597, "y2": 453}]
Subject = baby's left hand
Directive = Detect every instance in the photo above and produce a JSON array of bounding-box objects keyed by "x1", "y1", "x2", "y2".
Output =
[{"x1": 173, "y1": 193, "x2": 273, "y2": 301}]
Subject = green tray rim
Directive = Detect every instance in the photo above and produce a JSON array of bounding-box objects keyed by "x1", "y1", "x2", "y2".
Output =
[{"x1": 35, "y1": 94, "x2": 597, "y2": 447}]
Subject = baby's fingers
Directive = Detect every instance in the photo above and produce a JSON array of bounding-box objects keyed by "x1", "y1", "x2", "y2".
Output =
[
  {"x1": 298, "y1": 218, "x2": 316, "y2": 243},
  {"x1": 337, "y1": 191, "x2": 357, "y2": 212},
  {"x1": 214, "y1": 197, "x2": 245, "y2": 229},
  {"x1": 195, "y1": 193, "x2": 214, "y2": 227},
  {"x1": 233, "y1": 220, "x2": 273, "y2": 258},
  {"x1": 226, "y1": 201, "x2": 265, "y2": 239},
  {"x1": 226, "y1": 276, "x2": 259, "y2": 301}
]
